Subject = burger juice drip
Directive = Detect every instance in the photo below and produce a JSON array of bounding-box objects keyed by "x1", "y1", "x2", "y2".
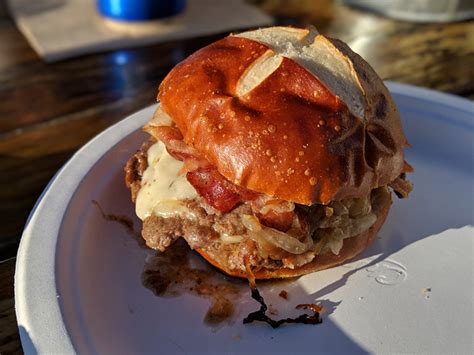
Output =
[
  {"x1": 142, "y1": 241, "x2": 243, "y2": 325},
  {"x1": 243, "y1": 285, "x2": 322, "y2": 328},
  {"x1": 142, "y1": 241, "x2": 324, "y2": 328}
]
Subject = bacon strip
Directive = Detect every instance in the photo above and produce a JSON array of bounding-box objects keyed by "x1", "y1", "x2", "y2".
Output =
[
  {"x1": 187, "y1": 167, "x2": 242, "y2": 212},
  {"x1": 146, "y1": 125, "x2": 212, "y2": 171}
]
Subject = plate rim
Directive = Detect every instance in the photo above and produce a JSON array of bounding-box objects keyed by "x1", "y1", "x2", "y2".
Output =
[
  {"x1": 14, "y1": 82, "x2": 473, "y2": 354},
  {"x1": 14, "y1": 105, "x2": 154, "y2": 354}
]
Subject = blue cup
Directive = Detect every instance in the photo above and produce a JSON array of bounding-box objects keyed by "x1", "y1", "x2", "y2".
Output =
[{"x1": 97, "y1": 0, "x2": 186, "y2": 21}]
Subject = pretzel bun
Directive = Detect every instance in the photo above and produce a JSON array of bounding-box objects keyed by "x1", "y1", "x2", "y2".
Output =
[{"x1": 159, "y1": 26, "x2": 408, "y2": 205}]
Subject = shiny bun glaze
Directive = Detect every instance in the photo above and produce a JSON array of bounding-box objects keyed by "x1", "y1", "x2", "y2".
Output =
[{"x1": 158, "y1": 27, "x2": 408, "y2": 205}]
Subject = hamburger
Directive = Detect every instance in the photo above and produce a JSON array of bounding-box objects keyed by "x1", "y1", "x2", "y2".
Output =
[{"x1": 125, "y1": 26, "x2": 412, "y2": 280}]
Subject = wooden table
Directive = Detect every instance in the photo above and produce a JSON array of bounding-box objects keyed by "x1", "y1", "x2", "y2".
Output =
[{"x1": 0, "y1": 0, "x2": 472, "y2": 352}]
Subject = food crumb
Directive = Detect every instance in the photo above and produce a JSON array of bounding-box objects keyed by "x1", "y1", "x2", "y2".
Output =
[
  {"x1": 232, "y1": 335, "x2": 241, "y2": 341},
  {"x1": 421, "y1": 287, "x2": 431, "y2": 299},
  {"x1": 279, "y1": 290, "x2": 288, "y2": 300},
  {"x1": 268, "y1": 304, "x2": 278, "y2": 315}
]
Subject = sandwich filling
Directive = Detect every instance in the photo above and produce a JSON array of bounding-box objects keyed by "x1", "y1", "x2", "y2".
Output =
[{"x1": 125, "y1": 108, "x2": 411, "y2": 272}]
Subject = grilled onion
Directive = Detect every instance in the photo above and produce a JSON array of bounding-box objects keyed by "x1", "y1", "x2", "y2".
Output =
[
  {"x1": 350, "y1": 213, "x2": 377, "y2": 236},
  {"x1": 242, "y1": 215, "x2": 313, "y2": 255},
  {"x1": 259, "y1": 200, "x2": 295, "y2": 215}
]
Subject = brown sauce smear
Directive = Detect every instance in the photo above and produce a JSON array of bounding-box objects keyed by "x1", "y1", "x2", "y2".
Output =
[
  {"x1": 142, "y1": 241, "x2": 324, "y2": 328},
  {"x1": 142, "y1": 241, "x2": 243, "y2": 325},
  {"x1": 92, "y1": 200, "x2": 135, "y2": 234},
  {"x1": 92, "y1": 200, "x2": 146, "y2": 247}
]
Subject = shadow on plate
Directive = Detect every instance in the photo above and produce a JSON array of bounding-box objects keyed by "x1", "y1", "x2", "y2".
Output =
[{"x1": 18, "y1": 325, "x2": 36, "y2": 354}]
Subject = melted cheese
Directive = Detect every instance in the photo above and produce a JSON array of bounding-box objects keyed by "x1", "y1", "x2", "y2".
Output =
[{"x1": 136, "y1": 141, "x2": 198, "y2": 220}]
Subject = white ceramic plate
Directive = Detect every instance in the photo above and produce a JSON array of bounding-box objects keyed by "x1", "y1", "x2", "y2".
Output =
[{"x1": 16, "y1": 83, "x2": 474, "y2": 354}]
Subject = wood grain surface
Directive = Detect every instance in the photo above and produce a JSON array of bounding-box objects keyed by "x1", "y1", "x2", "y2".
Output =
[
  {"x1": 0, "y1": 0, "x2": 473, "y2": 353},
  {"x1": 0, "y1": 258, "x2": 21, "y2": 354}
]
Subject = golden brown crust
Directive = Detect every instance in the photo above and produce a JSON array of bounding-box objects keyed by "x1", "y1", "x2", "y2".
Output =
[
  {"x1": 196, "y1": 189, "x2": 392, "y2": 279},
  {"x1": 124, "y1": 139, "x2": 155, "y2": 202},
  {"x1": 158, "y1": 30, "x2": 407, "y2": 205}
]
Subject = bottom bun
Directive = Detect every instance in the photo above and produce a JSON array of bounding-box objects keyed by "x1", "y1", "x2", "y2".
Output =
[{"x1": 196, "y1": 189, "x2": 392, "y2": 280}]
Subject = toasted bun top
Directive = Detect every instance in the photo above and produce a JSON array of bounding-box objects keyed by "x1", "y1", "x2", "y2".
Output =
[{"x1": 158, "y1": 26, "x2": 408, "y2": 205}]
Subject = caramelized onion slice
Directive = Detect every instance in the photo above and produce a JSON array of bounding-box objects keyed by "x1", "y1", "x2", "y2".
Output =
[
  {"x1": 259, "y1": 200, "x2": 295, "y2": 215},
  {"x1": 318, "y1": 212, "x2": 377, "y2": 255},
  {"x1": 350, "y1": 213, "x2": 377, "y2": 236},
  {"x1": 389, "y1": 176, "x2": 413, "y2": 199},
  {"x1": 220, "y1": 234, "x2": 244, "y2": 244},
  {"x1": 348, "y1": 197, "x2": 371, "y2": 217},
  {"x1": 242, "y1": 215, "x2": 313, "y2": 255}
]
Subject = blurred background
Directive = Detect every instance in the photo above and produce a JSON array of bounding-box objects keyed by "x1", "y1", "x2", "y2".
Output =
[{"x1": 0, "y1": 1, "x2": 473, "y2": 352}]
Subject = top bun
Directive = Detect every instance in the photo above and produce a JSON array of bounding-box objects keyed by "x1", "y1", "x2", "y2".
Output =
[{"x1": 158, "y1": 26, "x2": 408, "y2": 205}]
